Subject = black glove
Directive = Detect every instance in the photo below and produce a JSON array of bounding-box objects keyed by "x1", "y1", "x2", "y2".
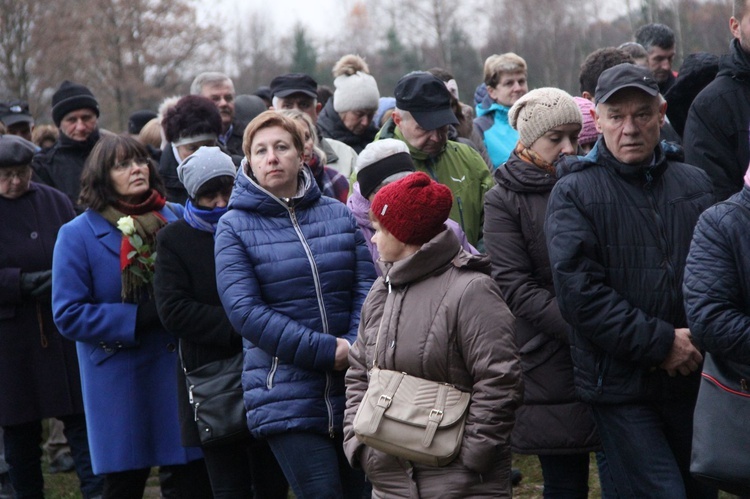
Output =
[
  {"x1": 30, "y1": 271, "x2": 53, "y2": 298},
  {"x1": 20, "y1": 270, "x2": 52, "y2": 297},
  {"x1": 135, "y1": 299, "x2": 161, "y2": 335}
]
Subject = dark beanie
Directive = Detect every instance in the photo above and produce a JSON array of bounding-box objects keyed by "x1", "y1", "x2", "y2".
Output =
[
  {"x1": 51, "y1": 80, "x2": 100, "y2": 126},
  {"x1": 371, "y1": 171, "x2": 453, "y2": 245}
]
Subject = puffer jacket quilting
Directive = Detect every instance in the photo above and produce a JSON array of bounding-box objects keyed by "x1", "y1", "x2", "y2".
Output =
[{"x1": 215, "y1": 167, "x2": 376, "y2": 437}]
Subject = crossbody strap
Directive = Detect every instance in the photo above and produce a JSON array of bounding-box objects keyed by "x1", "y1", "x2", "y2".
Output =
[{"x1": 422, "y1": 383, "x2": 449, "y2": 447}]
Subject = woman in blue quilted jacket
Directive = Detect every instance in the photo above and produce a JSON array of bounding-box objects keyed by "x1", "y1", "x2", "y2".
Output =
[{"x1": 214, "y1": 111, "x2": 376, "y2": 499}]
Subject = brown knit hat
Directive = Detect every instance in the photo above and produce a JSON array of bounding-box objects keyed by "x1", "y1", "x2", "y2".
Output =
[
  {"x1": 509, "y1": 88, "x2": 582, "y2": 147},
  {"x1": 371, "y1": 171, "x2": 453, "y2": 245}
]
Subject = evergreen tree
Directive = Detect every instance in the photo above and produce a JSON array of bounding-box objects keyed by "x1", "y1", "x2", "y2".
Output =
[{"x1": 289, "y1": 24, "x2": 318, "y2": 79}]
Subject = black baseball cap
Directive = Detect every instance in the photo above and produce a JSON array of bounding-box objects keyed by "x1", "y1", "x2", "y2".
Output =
[
  {"x1": 394, "y1": 72, "x2": 458, "y2": 130},
  {"x1": 270, "y1": 73, "x2": 318, "y2": 99},
  {"x1": 0, "y1": 100, "x2": 33, "y2": 127},
  {"x1": 595, "y1": 63, "x2": 660, "y2": 105}
]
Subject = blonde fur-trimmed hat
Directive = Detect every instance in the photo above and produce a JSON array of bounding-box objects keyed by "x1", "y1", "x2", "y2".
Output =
[{"x1": 509, "y1": 88, "x2": 582, "y2": 147}]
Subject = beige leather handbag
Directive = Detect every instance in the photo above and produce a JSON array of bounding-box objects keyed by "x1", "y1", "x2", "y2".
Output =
[{"x1": 352, "y1": 290, "x2": 470, "y2": 467}]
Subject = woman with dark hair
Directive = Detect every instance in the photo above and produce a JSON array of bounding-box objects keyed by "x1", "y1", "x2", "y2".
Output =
[
  {"x1": 159, "y1": 95, "x2": 223, "y2": 204},
  {"x1": 154, "y1": 146, "x2": 287, "y2": 499},
  {"x1": 214, "y1": 111, "x2": 376, "y2": 498},
  {"x1": 52, "y1": 135, "x2": 209, "y2": 499}
]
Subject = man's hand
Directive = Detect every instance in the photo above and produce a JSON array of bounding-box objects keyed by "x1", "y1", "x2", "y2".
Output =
[
  {"x1": 660, "y1": 328, "x2": 703, "y2": 376},
  {"x1": 333, "y1": 338, "x2": 350, "y2": 371}
]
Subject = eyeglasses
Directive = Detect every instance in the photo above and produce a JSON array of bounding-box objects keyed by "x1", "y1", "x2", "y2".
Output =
[
  {"x1": 113, "y1": 157, "x2": 149, "y2": 172},
  {"x1": 0, "y1": 167, "x2": 32, "y2": 182}
]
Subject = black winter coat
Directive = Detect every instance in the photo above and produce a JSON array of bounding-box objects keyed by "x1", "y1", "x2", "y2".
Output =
[
  {"x1": 154, "y1": 219, "x2": 243, "y2": 446},
  {"x1": 684, "y1": 186, "x2": 750, "y2": 363},
  {"x1": 546, "y1": 140, "x2": 714, "y2": 404},
  {"x1": 484, "y1": 153, "x2": 598, "y2": 454},
  {"x1": 317, "y1": 99, "x2": 377, "y2": 153},
  {"x1": 684, "y1": 40, "x2": 750, "y2": 201},
  {"x1": 32, "y1": 130, "x2": 100, "y2": 211},
  {"x1": 0, "y1": 183, "x2": 82, "y2": 426}
]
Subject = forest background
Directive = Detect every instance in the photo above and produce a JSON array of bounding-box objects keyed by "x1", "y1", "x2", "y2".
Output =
[{"x1": 0, "y1": 0, "x2": 735, "y2": 132}]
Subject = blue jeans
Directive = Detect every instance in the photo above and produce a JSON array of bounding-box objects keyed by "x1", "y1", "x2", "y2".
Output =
[
  {"x1": 3, "y1": 414, "x2": 102, "y2": 499},
  {"x1": 267, "y1": 432, "x2": 364, "y2": 499},
  {"x1": 593, "y1": 400, "x2": 717, "y2": 499},
  {"x1": 202, "y1": 437, "x2": 288, "y2": 499}
]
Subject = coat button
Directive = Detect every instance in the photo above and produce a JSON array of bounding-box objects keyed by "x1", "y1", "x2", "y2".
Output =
[
  {"x1": 167, "y1": 343, "x2": 176, "y2": 352},
  {"x1": 30, "y1": 231, "x2": 38, "y2": 239}
]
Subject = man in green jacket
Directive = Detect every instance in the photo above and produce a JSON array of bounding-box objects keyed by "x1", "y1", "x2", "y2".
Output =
[{"x1": 378, "y1": 72, "x2": 492, "y2": 247}]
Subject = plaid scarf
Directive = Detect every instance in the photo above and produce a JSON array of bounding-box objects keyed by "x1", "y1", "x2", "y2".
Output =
[{"x1": 99, "y1": 190, "x2": 167, "y2": 302}]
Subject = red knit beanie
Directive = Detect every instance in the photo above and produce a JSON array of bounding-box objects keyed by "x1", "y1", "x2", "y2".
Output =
[{"x1": 371, "y1": 171, "x2": 453, "y2": 245}]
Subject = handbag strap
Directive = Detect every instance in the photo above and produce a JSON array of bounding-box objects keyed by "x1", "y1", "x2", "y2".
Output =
[
  {"x1": 422, "y1": 383, "x2": 448, "y2": 447},
  {"x1": 367, "y1": 369, "x2": 405, "y2": 434},
  {"x1": 372, "y1": 275, "x2": 397, "y2": 369}
]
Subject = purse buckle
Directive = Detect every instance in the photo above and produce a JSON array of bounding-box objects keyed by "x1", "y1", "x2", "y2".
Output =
[
  {"x1": 377, "y1": 394, "x2": 392, "y2": 408},
  {"x1": 429, "y1": 409, "x2": 444, "y2": 422}
]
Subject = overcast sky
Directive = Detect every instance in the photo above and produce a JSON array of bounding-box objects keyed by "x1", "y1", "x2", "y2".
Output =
[{"x1": 207, "y1": 0, "x2": 630, "y2": 41}]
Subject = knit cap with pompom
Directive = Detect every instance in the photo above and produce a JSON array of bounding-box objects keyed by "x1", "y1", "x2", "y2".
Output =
[
  {"x1": 370, "y1": 171, "x2": 453, "y2": 245},
  {"x1": 332, "y1": 54, "x2": 380, "y2": 113},
  {"x1": 508, "y1": 88, "x2": 582, "y2": 147}
]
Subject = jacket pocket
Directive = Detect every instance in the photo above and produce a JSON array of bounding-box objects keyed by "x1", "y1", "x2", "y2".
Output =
[
  {"x1": 88, "y1": 344, "x2": 119, "y2": 365},
  {"x1": 266, "y1": 356, "x2": 279, "y2": 389}
]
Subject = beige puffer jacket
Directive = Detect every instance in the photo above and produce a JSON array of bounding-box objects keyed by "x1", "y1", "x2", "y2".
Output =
[{"x1": 344, "y1": 229, "x2": 522, "y2": 498}]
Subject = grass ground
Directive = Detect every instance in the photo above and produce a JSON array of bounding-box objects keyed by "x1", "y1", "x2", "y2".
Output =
[{"x1": 43, "y1": 453, "x2": 739, "y2": 498}]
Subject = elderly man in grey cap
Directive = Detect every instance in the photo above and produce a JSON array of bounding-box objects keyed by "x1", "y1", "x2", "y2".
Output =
[{"x1": 545, "y1": 63, "x2": 717, "y2": 498}]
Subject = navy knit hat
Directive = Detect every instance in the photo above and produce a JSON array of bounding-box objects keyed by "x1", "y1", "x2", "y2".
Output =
[{"x1": 51, "y1": 80, "x2": 100, "y2": 126}]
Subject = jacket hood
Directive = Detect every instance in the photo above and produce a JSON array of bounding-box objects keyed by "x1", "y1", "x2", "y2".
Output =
[
  {"x1": 228, "y1": 158, "x2": 320, "y2": 215},
  {"x1": 555, "y1": 137, "x2": 676, "y2": 185},
  {"x1": 381, "y1": 229, "x2": 490, "y2": 287},
  {"x1": 318, "y1": 99, "x2": 378, "y2": 150},
  {"x1": 718, "y1": 39, "x2": 750, "y2": 79},
  {"x1": 347, "y1": 181, "x2": 373, "y2": 231},
  {"x1": 494, "y1": 152, "x2": 557, "y2": 193},
  {"x1": 475, "y1": 94, "x2": 510, "y2": 118}
]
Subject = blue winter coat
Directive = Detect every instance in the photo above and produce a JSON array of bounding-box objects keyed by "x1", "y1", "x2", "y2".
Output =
[
  {"x1": 52, "y1": 203, "x2": 202, "y2": 474},
  {"x1": 215, "y1": 167, "x2": 376, "y2": 438},
  {"x1": 474, "y1": 95, "x2": 518, "y2": 169}
]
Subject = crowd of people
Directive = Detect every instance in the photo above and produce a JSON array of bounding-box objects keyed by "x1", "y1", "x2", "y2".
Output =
[{"x1": 2, "y1": 3, "x2": 750, "y2": 498}]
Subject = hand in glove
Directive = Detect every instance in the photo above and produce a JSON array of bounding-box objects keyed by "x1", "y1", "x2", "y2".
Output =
[
  {"x1": 20, "y1": 270, "x2": 52, "y2": 297},
  {"x1": 30, "y1": 271, "x2": 53, "y2": 298}
]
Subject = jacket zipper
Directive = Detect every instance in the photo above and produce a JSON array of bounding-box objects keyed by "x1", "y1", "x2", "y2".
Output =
[
  {"x1": 267, "y1": 356, "x2": 279, "y2": 389},
  {"x1": 288, "y1": 203, "x2": 335, "y2": 436}
]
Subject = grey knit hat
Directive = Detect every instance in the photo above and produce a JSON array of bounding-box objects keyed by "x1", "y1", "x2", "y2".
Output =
[
  {"x1": 509, "y1": 88, "x2": 582, "y2": 147},
  {"x1": 177, "y1": 146, "x2": 236, "y2": 200}
]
